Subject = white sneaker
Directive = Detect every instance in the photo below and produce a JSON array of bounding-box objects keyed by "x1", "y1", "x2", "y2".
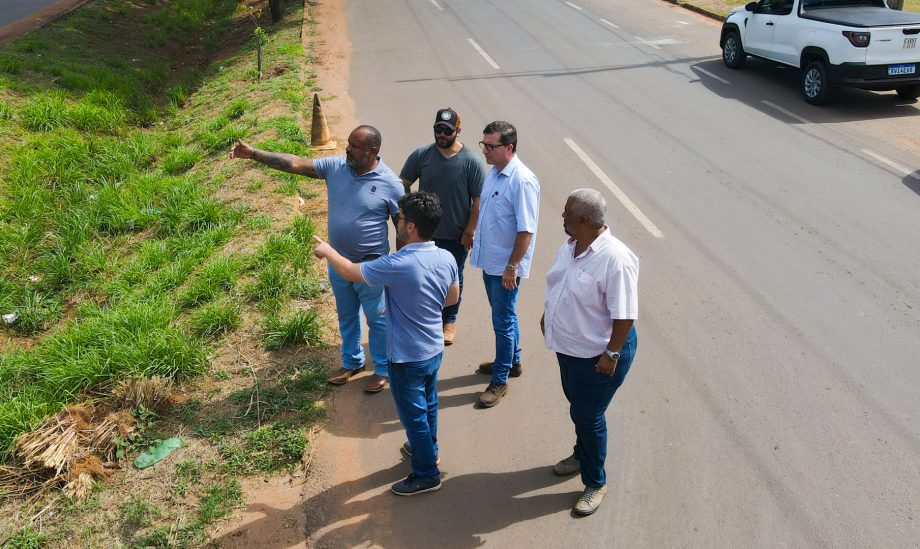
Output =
[{"x1": 574, "y1": 485, "x2": 608, "y2": 515}]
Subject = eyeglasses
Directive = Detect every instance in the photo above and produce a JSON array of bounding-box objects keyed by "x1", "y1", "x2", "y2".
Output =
[
  {"x1": 433, "y1": 125, "x2": 455, "y2": 135},
  {"x1": 479, "y1": 141, "x2": 505, "y2": 152},
  {"x1": 397, "y1": 214, "x2": 413, "y2": 224}
]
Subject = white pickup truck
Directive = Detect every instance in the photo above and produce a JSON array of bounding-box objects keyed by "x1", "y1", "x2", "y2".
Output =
[{"x1": 720, "y1": 0, "x2": 920, "y2": 104}]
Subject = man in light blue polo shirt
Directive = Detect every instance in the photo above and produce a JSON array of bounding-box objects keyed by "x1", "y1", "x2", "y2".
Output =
[
  {"x1": 313, "y1": 192, "x2": 459, "y2": 496},
  {"x1": 469, "y1": 120, "x2": 540, "y2": 408},
  {"x1": 230, "y1": 125, "x2": 404, "y2": 393}
]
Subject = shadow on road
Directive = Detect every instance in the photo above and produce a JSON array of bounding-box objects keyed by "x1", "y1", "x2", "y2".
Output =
[
  {"x1": 903, "y1": 171, "x2": 920, "y2": 196},
  {"x1": 691, "y1": 58, "x2": 920, "y2": 123},
  {"x1": 213, "y1": 460, "x2": 579, "y2": 548}
]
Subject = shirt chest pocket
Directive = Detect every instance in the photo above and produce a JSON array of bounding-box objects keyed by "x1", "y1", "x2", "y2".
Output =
[{"x1": 570, "y1": 269, "x2": 596, "y2": 298}]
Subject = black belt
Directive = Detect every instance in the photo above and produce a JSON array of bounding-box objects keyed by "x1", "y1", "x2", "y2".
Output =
[{"x1": 358, "y1": 254, "x2": 381, "y2": 262}]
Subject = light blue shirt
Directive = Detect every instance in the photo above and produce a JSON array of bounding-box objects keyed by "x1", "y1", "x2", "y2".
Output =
[
  {"x1": 469, "y1": 155, "x2": 541, "y2": 278},
  {"x1": 360, "y1": 242, "x2": 459, "y2": 363},
  {"x1": 313, "y1": 156, "x2": 404, "y2": 261}
]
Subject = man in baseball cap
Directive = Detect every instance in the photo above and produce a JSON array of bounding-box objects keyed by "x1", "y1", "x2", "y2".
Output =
[{"x1": 400, "y1": 108, "x2": 486, "y2": 346}]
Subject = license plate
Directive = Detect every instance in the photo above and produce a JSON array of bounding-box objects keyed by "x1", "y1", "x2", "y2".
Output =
[{"x1": 888, "y1": 64, "x2": 916, "y2": 76}]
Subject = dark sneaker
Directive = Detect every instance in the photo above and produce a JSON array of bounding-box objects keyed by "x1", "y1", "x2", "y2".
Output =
[
  {"x1": 574, "y1": 485, "x2": 608, "y2": 515},
  {"x1": 553, "y1": 454, "x2": 581, "y2": 476},
  {"x1": 476, "y1": 361, "x2": 523, "y2": 377},
  {"x1": 401, "y1": 441, "x2": 440, "y2": 465},
  {"x1": 391, "y1": 473, "x2": 442, "y2": 496},
  {"x1": 478, "y1": 382, "x2": 508, "y2": 408}
]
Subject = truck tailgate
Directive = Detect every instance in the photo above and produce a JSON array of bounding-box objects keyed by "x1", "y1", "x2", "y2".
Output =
[{"x1": 866, "y1": 27, "x2": 920, "y2": 65}]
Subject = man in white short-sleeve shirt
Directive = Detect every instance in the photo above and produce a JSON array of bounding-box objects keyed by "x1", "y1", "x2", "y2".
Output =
[{"x1": 541, "y1": 188, "x2": 639, "y2": 516}]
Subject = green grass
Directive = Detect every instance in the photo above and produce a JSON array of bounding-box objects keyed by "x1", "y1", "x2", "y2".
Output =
[
  {"x1": 120, "y1": 496, "x2": 161, "y2": 528},
  {"x1": 262, "y1": 309, "x2": 321, "y2": 350},
  {"x1": 5, "y1": 526, "x2": 47, "y2": 548},
  {"x1": 0, "y1": 13, "x2": 330, "y2": 545},
  {"x1": 187, "y1": 300, "x2": 242, "y2": 338},
  {"x1": 218, "y1": 422, "x2": 307, "y2": 473}
]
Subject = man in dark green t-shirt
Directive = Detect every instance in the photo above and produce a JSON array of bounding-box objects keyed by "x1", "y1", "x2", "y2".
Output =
[{"x1": 400, "y1": 108, "x2": 486, "y2": 346}]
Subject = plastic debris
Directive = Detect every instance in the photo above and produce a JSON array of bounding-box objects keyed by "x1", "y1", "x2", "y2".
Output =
[
  {"x1": 143, "y1": 209, "x2": 162, "y2": 215},
  {"x1": 2, "y1": 312, "x2": 18, "y2": 324},
  {"x1": 133, "y1": 437, "x2": 183, "y2": 469}
]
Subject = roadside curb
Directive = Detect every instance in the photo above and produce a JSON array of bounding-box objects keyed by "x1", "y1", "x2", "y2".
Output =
[
  {"x1": 0, "y1": 0, "x2": 89, "y2": 43},
  {"x1": 661, "y1": 0, "x2": 725, "y2": 22}
]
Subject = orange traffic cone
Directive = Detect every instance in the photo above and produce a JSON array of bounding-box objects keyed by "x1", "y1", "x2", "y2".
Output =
[{"x1": 310, "y1": 93, "x2": 337, "y2": 150}]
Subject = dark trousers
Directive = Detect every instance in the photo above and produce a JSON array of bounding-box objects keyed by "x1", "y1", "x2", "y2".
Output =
[
  {"x1": 433, "y1": 238, "x2": 468, "y2": 324},
  {"x1": 557, "y1": 326, "x2": 637, "y2": 488}
]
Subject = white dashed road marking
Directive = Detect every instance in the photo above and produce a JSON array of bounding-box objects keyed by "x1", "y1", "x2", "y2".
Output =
[
  {"x1": 762, "y1": 101, "x2": 811, "y2": 124},
  {"x1": 564, "y1": 138, "x2": 665, "y2": 239},
  {"x1": 862, "y1": 149, "x2": 920, "y2": 180},
  {"x1": 600, "y1": 18, "x2": 619, "y2": 28},
  {"x1": 634, "y1": 36, "x2": 662, "y2": 50},
  {"x1": 430, "y1": 0, "x2": 443, "y2": 11},
  {"x1": 565, "y1": 1, "x2": 583, "y2": 10},
  {"x1": 468, "y1": 38, "x2": 500, "y2": 70}
]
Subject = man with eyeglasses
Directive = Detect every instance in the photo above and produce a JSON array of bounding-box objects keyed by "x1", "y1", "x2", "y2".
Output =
[
  {"x1": 229, "y1": 125, "x2": 404, "y2": 394},
  {"x1": 470, "y1": 121, "x2": 541, "y2": 408},
  {"x1": 400, "y1": 108, "x2": 486, "y2": 347},
  {"x1": 313, "y1": 192, "x2": 459, "y2": 496}
]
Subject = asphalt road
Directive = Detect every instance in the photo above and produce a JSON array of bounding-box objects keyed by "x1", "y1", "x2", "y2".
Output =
[
  {"x1": 303, "y1": 0, "x2": 920, "y2": 546},
  {"x1": 0, "y1": 0, "x2": 62, "y2": 28}
]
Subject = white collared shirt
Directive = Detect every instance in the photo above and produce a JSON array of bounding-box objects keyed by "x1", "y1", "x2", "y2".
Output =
[{"x1": 543, "y1": 229, "x2": 639, "y2": 358}]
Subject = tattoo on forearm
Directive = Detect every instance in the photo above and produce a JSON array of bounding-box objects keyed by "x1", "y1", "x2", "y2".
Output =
[{"x1": 257, "y1": 150, "x2": 295, "y2": 171}]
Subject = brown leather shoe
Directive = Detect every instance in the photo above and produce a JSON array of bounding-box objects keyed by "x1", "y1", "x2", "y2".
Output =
[
  {"x1": 328, "y1": 366, "x2": 365, "y2": 385},
  {"x1": 476, "y1": 361, "x2": 523, "y2": 377},
  {"x1": 363, "y1": 374, "x2": 388, "y2": 393},
  {"x1": 443, "y1": 323, "x2": 456, "y2": 346},
  {"x1": 478, "y1": 382, "x2": 508, "y2": 408}
]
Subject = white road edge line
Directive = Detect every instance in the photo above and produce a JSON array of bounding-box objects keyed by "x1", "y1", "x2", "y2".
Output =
[
  {"x1": 600, "y1": 18, "x2": 619, "y2": 28},
  {"x1": 695, "y1": 67, "x2": 730, "y2": 85},
  {"x1": 468, "y1": 38, "x2": 500, "y2": 70},
  {"x1": 430, "y1": 0, "x2": 443, "y2": 11},
  {"x1": 564, "y1": 138, "x2": 665, "y2": 239},
  {"x1": 565, "y1": 1, "x2": 583, "y2": 10},
  {"x1": 634, "y1": 36, "x2": 661, "y2": 50},
  {"x1": 862, "y1": 149, "x2": 920, "y2": 180},
  {"x1": 762, "y1": 101, "x2": 811, "y2": 124}
]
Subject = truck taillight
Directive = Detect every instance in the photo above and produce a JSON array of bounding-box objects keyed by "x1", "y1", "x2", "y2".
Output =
[{"x1": 842, "y1": 31, "x2": 871, "y2": 48}]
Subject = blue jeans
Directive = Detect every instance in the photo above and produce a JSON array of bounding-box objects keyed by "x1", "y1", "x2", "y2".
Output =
[
  {"x1": 433, "y1": 238, "x2": 468, "y2": 324},
  {"x1": 482, "y1": 273, "x2": 521, "y2": 385},
  {"x1": 389, "y1": 353, "x2": 442, "y2": 480},
  {"x1": 327, "y1": 264, "x2": 389, "y2": 376},
  {"x1": 557, "y1": 326, "x2": 637, "y2": 489}
]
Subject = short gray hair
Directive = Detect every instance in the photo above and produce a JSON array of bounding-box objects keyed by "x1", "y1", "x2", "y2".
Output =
[{"x1": 568, "y1": 188, "x2": 606, "y2": 228}]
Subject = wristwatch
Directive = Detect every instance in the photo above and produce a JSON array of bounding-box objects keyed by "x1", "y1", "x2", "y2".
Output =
[
  {"x1": 505, "y1": 263, "x2": 517, "y2": 272},
  {"x1": 604, "y1": 349, "x2": 620, "y2": 362}
]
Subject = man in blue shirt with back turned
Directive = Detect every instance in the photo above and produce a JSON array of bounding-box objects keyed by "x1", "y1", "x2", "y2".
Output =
[
  {"x1": 314, "y1": 192, "x2": 459, "y2": 496},
  {"x1": 230, "y1": 125, "x2": 404, "y2": 394}
]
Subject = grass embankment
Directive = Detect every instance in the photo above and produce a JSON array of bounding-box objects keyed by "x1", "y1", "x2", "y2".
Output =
[
  {"x1": 1, "y1": 0, "x2": 334, "y2": 545},
  {"x1": 678, "y1": 0, "x2": 920, "y2": 17}
]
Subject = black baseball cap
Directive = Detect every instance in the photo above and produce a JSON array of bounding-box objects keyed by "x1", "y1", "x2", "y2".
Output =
[{"x1": 434, "y1": 108, "x2": 460, "y2": 130}]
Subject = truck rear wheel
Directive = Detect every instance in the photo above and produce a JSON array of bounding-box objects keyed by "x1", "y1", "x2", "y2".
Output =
[
  {"x1": 722, "y1": 31, "x2": 746, "y2": 69},
  {"x1": 895, "y1": 84, "x2": 920, "y2": 100},
  {"x1": 802, "y1": 60, "x2": 831, "y2": 105}
]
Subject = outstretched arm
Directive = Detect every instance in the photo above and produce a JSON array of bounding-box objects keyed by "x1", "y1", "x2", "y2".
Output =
[
  {"x1": 230, "y1": 140, "x2": 319, "y2": 178},
  {"x1": 312, "y1": 236, "x2": 365, "y2": 283}
]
